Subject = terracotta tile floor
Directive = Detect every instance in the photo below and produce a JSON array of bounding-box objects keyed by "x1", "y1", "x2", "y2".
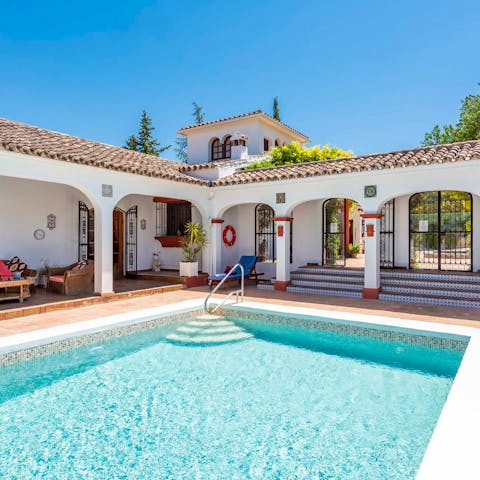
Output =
[
  {"x1": 1, "y1": 285, "x2": 479, "y2": 338},
  {"x1": 0, "y1": 278, "x2": 175, "y2": 312}
]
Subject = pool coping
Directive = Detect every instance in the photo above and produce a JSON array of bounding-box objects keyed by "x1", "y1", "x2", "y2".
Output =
[{"x1": 1, "y1": 298, "x2": 479, "y2": 479}]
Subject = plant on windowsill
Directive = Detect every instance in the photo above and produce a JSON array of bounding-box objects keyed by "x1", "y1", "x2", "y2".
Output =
[
  {"x1": 179, "y1": 221, "x2": 207, "y2": 277},
  {"x1": 348, "y1": 243, "x2": 362, "y2": 258}
]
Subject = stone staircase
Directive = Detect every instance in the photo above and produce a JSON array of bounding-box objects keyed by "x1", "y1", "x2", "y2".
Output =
[
  {"x1": 165, "y1": 315, "x2": 252, "y2": 345},
  {"x1": 257, "y1": 266, "x2": 480, "y2": 308}
]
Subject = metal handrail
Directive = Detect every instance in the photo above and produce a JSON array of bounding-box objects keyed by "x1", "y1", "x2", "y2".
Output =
[{"x1": 204, "y1": 263, "x2": 244, "y2": 314}]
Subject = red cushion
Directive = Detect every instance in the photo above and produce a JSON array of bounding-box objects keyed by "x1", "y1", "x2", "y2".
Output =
[
  {"x1": 49, "y1": 275, "x2": 65, "y2": 283},
  {"x1": 0, "y1": 261, "x2": 13, "y2": 280}
]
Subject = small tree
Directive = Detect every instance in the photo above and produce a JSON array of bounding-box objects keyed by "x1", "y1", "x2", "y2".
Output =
[
  {"x1": 175, "y1": 101, "x2": 205, "y2": 162},
  {"x1": 272, "y1": 96, "x2": 281, "y2": 121},
  {"x1": 192, "y1": 101, "x2": 205, "y2": 124},
  {"x1": 180, "y1": 221, "x2": 208, "y2": 262},
  {"x1": 124, "y1": 110, "x2": 170, "y2": 155},
  {"x1": 422, "y1": 86, "x2": 480, "y2": 146}
]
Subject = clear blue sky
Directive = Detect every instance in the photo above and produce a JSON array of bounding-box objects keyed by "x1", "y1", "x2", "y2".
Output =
[{"x1": 1, "y1": 0, "x2": 479, "y2": 159}]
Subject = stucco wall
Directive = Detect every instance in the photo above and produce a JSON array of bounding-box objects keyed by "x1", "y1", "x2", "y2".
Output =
[
  {"x1": 186, "y1": 119, "x2": 298, "y2": 164},
  {"x1": 291, "y1": 200, "x2": 324, "y2": 267},
  {"x1": 0, "y1": 176, "x2": 90, "y2": 270}
]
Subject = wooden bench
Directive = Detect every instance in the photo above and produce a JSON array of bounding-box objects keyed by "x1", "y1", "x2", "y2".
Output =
[{"x1": 0, "y1": 278, "x2": 35, "y2": 303}]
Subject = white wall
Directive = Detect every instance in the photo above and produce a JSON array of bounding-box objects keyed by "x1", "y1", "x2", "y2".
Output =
[
  {"x1": 115, "y1": 197, "x2": 205, "y2": 272},
  {"x1": 220, "y1": 204, "x2": 276, "y2": 278},
  {"x1": 0, "y1": 177, "x2": 90, "y2": 270},
  {"x1": 186, "y1": 118, "x2": 301, "y2": 164},
  {"x1": 292, "y1": 200, "x2": 324, "y2": 267}
]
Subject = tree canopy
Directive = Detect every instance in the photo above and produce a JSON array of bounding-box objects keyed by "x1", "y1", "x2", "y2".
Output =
[
  {"x1": 245, "y1": 142, "x2": 353, "y2": 169},
  {"x1": 124, "y1": 110, "x2": 170, "y2": 156},
  {"x1": 422, "y1": 88, "x2": 480, "y2": 146}
]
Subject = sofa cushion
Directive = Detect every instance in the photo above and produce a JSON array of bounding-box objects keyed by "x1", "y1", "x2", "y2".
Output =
[
  {"x1": 6, "y1": 256, "x2": 27, "y2": 273},
  {"x1": 72, "y1": 259, "x2": 88, "y2": 271},
  {"x1": 0, "y1": 261, "x2": 13, "y2": 280},
  {"x1": 49, "y1": 275, "x2": 65, "y2": 283}
]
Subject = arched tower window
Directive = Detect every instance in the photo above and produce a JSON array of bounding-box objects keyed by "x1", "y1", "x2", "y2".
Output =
[
  {"x1": 223, "y1": 135, "x2": 232, "y2": 159},
  {"x1": 211, "y1": 138, "x2": 222, "y2": 161}
]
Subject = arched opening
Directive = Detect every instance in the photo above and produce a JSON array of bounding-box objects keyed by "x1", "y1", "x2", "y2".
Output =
[
  {"x1": 409, "y1": 191, "x2": 472, "y2": 271},
  {"x1": 323, "y1": 198, "x2": 364, "y2": 267}
]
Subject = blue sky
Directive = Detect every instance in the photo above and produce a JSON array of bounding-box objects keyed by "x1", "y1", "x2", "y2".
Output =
[{"x1": 1, "y1": 0, "x2": 479, "y2": 159}]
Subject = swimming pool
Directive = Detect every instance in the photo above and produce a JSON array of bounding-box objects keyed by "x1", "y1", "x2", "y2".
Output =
[{"x1": 0, "y1": 305, "x2": 468, "y2": 479}]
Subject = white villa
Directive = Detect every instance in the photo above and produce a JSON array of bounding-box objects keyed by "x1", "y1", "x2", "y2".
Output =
[{"x1": 1, "y1": 110, "x2": 480, "y2": 307}]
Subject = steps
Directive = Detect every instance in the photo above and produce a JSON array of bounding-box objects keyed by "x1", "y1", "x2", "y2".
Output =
[
  {"x1": 165, "y1": 315, "x2": 252, "y2": 345},
  {"x1": 259, "y1": 266, "x2": 480, "y2": 308},
  {"x1": 287, "y1": 267, "x2": 363, "y2": 298},
  {"x1": 379, "y1": 270, "x2": 480, "y2": 308}
]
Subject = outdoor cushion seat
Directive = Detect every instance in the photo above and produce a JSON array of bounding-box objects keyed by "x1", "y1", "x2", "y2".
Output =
[
  {"x1": 208, "y1": 255, "x2": 264, "y2": 289},
  {"x1": 1, "y1": 258, "x2": 37, "y2": 279},
  {"x1": 47, "y1": 260, "x2": 94, "y2": 295},
  {"x1": 49, "y1": 275, "x2": 65, "y2": 283}
]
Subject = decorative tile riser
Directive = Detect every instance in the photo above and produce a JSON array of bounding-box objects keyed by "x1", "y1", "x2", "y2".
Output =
[
  {"x1": 295, "y1": 268, "x2": 363, "y2": 276},
  {"x1": 381, "y1": 272, "x2": 480, "y2": 283},
  {"x1": 379, "y1": 293, "x2": 480, "y2": 309},
  {"x1": 256, "y1": 284, "x2": 274, "y2": 291},
  {"x1": 291, "y1": 280, "x2": 363, "y2": 291},
  {"x1": 291, "y1": 273, "x2": 363, "y2": 283},
  {"x1": 382, "y1": 279, "x2": 480, "y2": 291},
  {"x1": 382, "y1": 286, "x2": 480, "y2": 299},
  {"x1": 286, "y1": 286, "x2": 362, "y2": 298}
]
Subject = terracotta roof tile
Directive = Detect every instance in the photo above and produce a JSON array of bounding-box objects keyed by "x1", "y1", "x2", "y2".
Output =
[
  {"x1": 212, "y1": 141, "x2": 480, "y2": 186},
  {"x1": 0, "y1": 118, "x2": 206, "y2": 185}
]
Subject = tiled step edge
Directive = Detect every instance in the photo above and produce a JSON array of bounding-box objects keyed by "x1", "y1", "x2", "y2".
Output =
[
  {"x1": 293, "y1": 268, "x2": 364, "y2": 276},
  {"x1": 382, "y1": 285, "x2": 480, "y2": 299},
  {"x1": 291, "y1": 273, "x2": 364, "y2": 283},
  {"x1": 379, "y1": 293, "x2": 480, "y2": 309},
  {"x1": 381, "y1": 271, "x2": 480, "y2": 283},
  {"x1": 291, "y1": 280, "x2": 363, "y2": 291},
  {"x1": 286, "y1": 286, "x2": 362, "y2": 298}
]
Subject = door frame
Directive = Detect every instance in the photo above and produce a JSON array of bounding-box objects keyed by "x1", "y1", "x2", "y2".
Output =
[{"x1": 408, "y1": 191, "x2": 472, "y2": 271}]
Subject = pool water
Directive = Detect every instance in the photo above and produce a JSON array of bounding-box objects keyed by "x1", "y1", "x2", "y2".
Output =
[{"x1": 0, "y1": 315, "x2": 465, "y2": 479}]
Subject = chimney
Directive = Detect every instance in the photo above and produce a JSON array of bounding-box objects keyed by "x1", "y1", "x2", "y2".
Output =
[{"x1": 230, "y1": 131, "x2": 248, "y2": 160}]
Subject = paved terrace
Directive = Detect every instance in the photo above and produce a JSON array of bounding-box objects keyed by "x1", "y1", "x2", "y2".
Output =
[{"x1": 0, "y1": 286, "x2": 479, "y2": 338}]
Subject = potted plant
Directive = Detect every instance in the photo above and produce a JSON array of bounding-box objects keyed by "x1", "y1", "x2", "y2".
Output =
[
  {"x1": 179, "y1": 221, "x2": 207, "y2": 277},
  {"x1": 348, "y1": 243, "x2": 362, "y2": 258}
]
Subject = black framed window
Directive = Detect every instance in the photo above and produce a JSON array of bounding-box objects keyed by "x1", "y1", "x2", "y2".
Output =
[
  {"x1": 380, "y1": 199, "x2": 395, "y2": 268},
  {"x1": 255, "y1": 204, "x2": 275, "y2": 262},
  {"x1": 223, "y1": 135, "x2": 232, "y2": 159},
  {"x1": 211, "y1": 138, "x2": 222, "y2": 161},
  {"x1": 263, "y1": 138, "x2": 270, "y2": 152},
  {"x1": 79, "y1": 201, "x2": 94, "y2": 261},
  {"x1": 166, "y1": 202, "x2": 192, "y2": 236}
]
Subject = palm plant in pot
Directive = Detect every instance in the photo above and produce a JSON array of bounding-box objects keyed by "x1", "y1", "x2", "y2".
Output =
[{"x1": 179, "y1": 221, "x2": 207, "y2": 277}]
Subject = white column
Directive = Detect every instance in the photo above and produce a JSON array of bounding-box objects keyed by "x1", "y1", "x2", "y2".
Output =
[
  {"x1": 362, "y1": 213, "x2": 382, "y2": 299},
  {"x1": 274, "y1": 217, "x2": 292, "y2": 291},
  {"x1": 210, "y1": 219, "x2": 224, "y2": 275},
  {"x1": 94, "y1": 202, "x2": 114, "y2": 295}
]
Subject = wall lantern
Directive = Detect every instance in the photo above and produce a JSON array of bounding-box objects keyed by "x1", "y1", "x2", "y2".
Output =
[
  {"x1": 140, "y1": 219, "x2": 147, "y2": 230},
  {"x1": 47, "y1": 213, "x2": 56, "y2": 230}
]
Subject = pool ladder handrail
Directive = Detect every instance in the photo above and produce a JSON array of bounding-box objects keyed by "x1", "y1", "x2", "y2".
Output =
[{"x1": 204, "y1": 263, "x2": 244, "y2": 314}]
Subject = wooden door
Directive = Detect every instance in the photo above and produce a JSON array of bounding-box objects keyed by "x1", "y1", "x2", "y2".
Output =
[{"x1": 113, "y1": 209, "x2": 124, "y2": 279}]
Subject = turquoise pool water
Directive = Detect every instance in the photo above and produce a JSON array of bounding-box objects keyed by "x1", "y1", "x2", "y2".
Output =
[{"x1": 0, "y1": 315, "x2": 465, "y2": 479}]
